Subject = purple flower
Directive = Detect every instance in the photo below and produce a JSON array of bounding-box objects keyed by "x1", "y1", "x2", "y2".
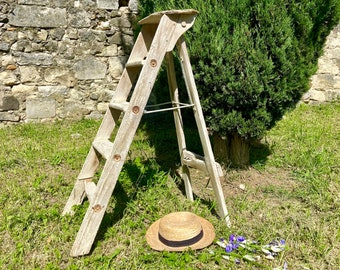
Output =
[
  {"x1": 225, "y1": 243, "x2": 234, "y2": 253},
  {"x1": 229, "y1": 234, "x2": 236, "y2": 242},
  {"x1": 232, "y1": 243, "x2": 239, "y2": 250},
  {"x1": 236, "y1": 235, "x2": 246, "y2": 242},
  {"x1": 280, "y1": 239, "x2": 286, "y2": 245}
]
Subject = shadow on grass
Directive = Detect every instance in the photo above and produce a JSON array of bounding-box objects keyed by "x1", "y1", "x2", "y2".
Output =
[
  {"x1": 90, "y1": 114, "x2": 271, "y2": 251},
  {"x1": 249, "y1": 141, "x2": 272, "y2": 167},
  {"x1": 91, "y1": 180, "x2": 129, "y2": 253},
  {"x1": 140, "y1": 112, "x2": 222, "y2": 217},
  {"x1": 92, "y1": 158, "x2": 164, "y2": 251}
]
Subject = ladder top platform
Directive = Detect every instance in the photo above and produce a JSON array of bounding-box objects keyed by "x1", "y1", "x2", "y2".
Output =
[{"x1": 139, "y1": 9, "x2": 199, "y2": 25}]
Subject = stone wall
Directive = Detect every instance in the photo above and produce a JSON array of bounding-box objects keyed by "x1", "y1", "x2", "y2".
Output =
[
  {"x1": 1, "y1": 2, "x2": 339, "y2": 125},
  {"x1": 303, "y1": 23, "x2": 340, "y2": 104},
  {"x1": 0, "y1": 0, "x2": 138, "y2": 124}
]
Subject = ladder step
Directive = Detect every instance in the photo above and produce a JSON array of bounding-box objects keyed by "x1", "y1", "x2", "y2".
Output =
[
  {"x1": 125, "y1": 60, "x2": 145, "y2": 68},
  {"x1": 109, "y1": 101, "x2": 130, "y2": 113},
  {"x1": 84, "y1": 181, "x2": 97, "y2": 205},
  {"x1": 92, "y1": 139, "x2": 113, "y2": 159}
]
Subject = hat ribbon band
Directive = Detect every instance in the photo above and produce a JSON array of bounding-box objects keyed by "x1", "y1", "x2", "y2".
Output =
[{"x1": 158, "y1": 230, "x2": 204, "y2": 248}]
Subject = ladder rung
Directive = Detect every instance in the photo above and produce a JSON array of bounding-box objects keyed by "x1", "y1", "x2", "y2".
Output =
[
  {"x1": 182, "y1": 150, "x2": 224, "y2": 177},
  {"x1": 92, "y1": 139, "x2": 113, "y2": 159},
  {"x1": 182, "y1": 150, "x2": 207, "y2": 172},
  {"x1": 84, "y1": 181, "x2": 97, "y2": 205},
  {"x1": 125, "y1": 60, "x2": 145, "y2": 68},
  {"x1": 109, "y1": 101, "x2": 130, "y2": 112}
]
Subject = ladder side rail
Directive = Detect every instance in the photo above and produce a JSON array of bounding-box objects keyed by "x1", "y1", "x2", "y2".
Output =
[
  {"x1": 165, "y1": 51, "x2": 194, "y2": 201},
  {"x1": 62, "y1": 25, "x2": 157, "y2": 215},
  {"x1": 177, "y1": 37, "x2": 231, "y2": 226}
]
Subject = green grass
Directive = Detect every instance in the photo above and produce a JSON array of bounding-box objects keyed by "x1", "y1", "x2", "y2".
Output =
[{"x1": 0, "y1": 102, "x2": 339, "y2": 269}]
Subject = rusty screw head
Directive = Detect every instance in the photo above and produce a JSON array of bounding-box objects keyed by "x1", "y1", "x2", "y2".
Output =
[
  {"x1": 113, "y1": 154, "x2": 121, "y2": 161},
  {"x1": 92, "y1": 204, "x2": 102, "y2": 212},
  {"x1": 150, "y1": 59, "x2": 157, "y2": 67},
  {"x1": 132, "y1": 106, "x2": 140, "y2": 114}
]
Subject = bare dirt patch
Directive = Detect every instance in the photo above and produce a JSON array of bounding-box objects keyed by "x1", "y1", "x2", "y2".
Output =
[{"x1": 189, "y1": 166, "x2": 297, "y2": 202}]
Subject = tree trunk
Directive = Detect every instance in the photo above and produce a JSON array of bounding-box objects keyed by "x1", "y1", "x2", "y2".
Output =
[
  {"x1": 229, "y1": 133, "x2": 250, "y2": 167},
  {"x1": 212, "y1": 134, "x2": 230, "y2": 165},
  {"x1": 212, "y1": 133, "x2": 250, "y2": 168}
]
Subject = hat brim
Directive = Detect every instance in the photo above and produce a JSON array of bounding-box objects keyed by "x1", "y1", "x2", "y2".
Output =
[{"x1": 146, "y1": 215, "x2": 215, "y2": 252}]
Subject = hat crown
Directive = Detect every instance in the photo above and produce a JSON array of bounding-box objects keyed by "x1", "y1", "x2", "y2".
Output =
[
  {"x1": 146, "y1": 211, "x2": 215, "y2": 251},
  {"x1": 158, "y1": 212, "x2": 203, "y2": 242}
]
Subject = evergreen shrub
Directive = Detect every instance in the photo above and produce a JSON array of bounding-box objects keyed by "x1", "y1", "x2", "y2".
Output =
[{"x1": 138, "y1": 0, "x2": 340, "y2": 165}]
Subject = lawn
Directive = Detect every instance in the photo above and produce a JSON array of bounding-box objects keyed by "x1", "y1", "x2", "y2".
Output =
[{"x1": 0, "y1": 102, "x2": 339, "y2": 269}]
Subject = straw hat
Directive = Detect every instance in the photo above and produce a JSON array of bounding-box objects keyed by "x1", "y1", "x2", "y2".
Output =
[{"x1": 146, "y1": 212, "x2": 215, "y2": 251}]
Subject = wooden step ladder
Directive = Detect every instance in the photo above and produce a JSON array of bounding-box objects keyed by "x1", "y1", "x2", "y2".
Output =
[{"x1": 62, "y1": 9, "x2": 230, "y2": 257}]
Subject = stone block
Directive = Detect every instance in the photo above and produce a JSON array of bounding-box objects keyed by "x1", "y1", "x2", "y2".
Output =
[
  {"x1": 69, "y1": 9, "x2": 91, "y2": 28},
  {"x1": 1, "y1": 55, "x2": 15, "y2": 67},
  {"x1": 328, "y1": 36, "x2": 340, "y2": 48},
  {"x1": 38, "y1": 86, "x2": 69, "y2": 102},
  {"x1": 50, "y1": 28, "x2": 65, "y2": 41},
  {"x1": 62, "y1": 100, "x2": 90, "y2": 119},
  {"x1": 1, "y1": 96, "x2": 20, "y2": 110},
  {"x1": 97, "y1": 44, "x2": 118, "y2": 57},
  {"x1": 307, "y1": 89, "x2": 327, "y2": 102},
  {"x1": 0, "y1": 43, "x2": 10, "y2": 52},
  {"x1": 19, "y1": 66, "x2": 42, "y2": 83},
  {"x1": 97, "y1": 102, "x2": 108, "y2": 113},
  {"x1": 15, "y1": 52, "x2": 53, "y2": 66},
  {"x1": 310, "y1": 74, "x2": 335, "y2": 90},
  {"x1": 120, "y1": 17, "x2": 132, "y2": 28},
  {"x1": 12, "y1": 84, "x2": 36, "y2": 94},
  {"x1": 26, "y1": 97, "x2": 56, "y2": 119},
  {"x1": 44, "y1": 67, "x2": 76, "y2": 87},
  {"x1": 325, "y1": 47, "x2": 340, "y2": 59},
  {"x1": 18, "y1": 0, "x2": 49, "y2": 5},
  {"x1": 0, "y1": 112, "x2": 20, "y2": 122},
  {"x1": 1, "y1": 31, "x2": 18, "y2": 44},
  {"x1": 69, "y1": 88, "x2": 84, "y2": 100},
  {"x1": 128, "y1": 0, "x2": 138, "y2": 13},
  {"x1": 317, "y1": 58, "x2": 339, "y2": 75},
  {"x1": 86, "y1": 111, "x2": 103, "y2": 120},
  {"x1": 108, "y1": 32, "x2": 122, "y2": 45},
  {"x1": 325, "y1": 89, "x2": 340, "y2": 101},
  {"x1": 108, "y1": 56, "x2": 127, "y2": 79},
  {"x1": 73, "y1": 57, "x2": 107, "y2": 80},
  {"x1": 9, "y1": 5, "x2": 67, "y2": 28},
  {"x1": 97, "y1": 0, "x2": 119, "y2": 10},
  {"x1": 121, "y1": 34, "x2": 134, "y2": 53},
  {"x1": 0, "y1": 71, "x2": 18, "y2": 86},
  {"x1": 36, "y1": 30, "x2": 48, "y2": 42},
  {"x1": 6, "y1": 64, "x2": 17, "y2": 70}
]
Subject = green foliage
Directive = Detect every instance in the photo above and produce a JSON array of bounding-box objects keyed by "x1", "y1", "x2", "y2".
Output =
[{"x1": 138, "y1": 0, "x2": 340, "y2": 139}]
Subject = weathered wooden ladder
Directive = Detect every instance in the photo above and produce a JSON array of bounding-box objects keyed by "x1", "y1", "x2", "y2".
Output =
[{"x1": 63, "y1": 9, "x2": 230, "y2": 257}]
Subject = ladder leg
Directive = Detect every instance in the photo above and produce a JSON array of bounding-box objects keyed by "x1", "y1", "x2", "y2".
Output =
[
  {"x1": 165, "y1": 52, "x2": 194, "y2": 201},
  {"x1": 177, "y1": 37, "x2": 231, "y2": 226},
  {"x1": 62, "y1": 147, "x2": 99, "y2": 215}
]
